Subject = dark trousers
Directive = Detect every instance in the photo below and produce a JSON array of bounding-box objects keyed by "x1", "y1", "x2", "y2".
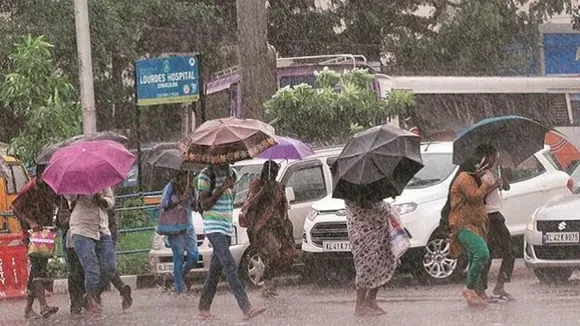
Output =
[
  {"x1": 26, "y1": 256, "x2": 48, "y2": 297},
  {"x1": 64, "y1": 247, "x2": 86, "y2": 311},
  {"x1": 199, "y1": 233, "x2": 251, "y2": 314},
  {"x1": 478, "y1": 212, "x2": 516, "y2": 292}
]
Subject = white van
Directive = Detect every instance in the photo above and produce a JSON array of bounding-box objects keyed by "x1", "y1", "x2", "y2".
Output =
[{"x1": 148, "y1": 147, "x2": 342, "y2": 286}]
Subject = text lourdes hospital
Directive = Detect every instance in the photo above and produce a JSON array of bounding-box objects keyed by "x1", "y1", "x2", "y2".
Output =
[{"x1": 140, "y1": 71, "x2": 197, "y2": 89}]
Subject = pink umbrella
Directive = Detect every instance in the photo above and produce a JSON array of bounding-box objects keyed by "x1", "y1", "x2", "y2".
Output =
[{"x1": 43, "y1": 140, "x2": 136, "y2": 195}]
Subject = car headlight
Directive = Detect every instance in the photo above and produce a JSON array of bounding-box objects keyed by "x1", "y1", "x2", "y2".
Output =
[
  {"x1": 393, "y1": 202, "x2": 417, "y2": 215},
  {"x1": 306, "y1": 208, "x2": 319, "y2": 221},
  {"x1": 151, "y1": 234, "x2": 166, "y2": 250},
  {"x1": 527, "y1": 209, "x2": 540, "y2": 232}
]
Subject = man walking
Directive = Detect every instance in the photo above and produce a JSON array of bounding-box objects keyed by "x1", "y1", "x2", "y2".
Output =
[
  {"x1": 69, "y1": 187, "x2": 119, "y2": 315},
  {"x1": 197, "y1": 165, "x2": 265, "y2": 320},
  {"x1": 476, "y1": 144, "x2": 516, "y2": 302}
]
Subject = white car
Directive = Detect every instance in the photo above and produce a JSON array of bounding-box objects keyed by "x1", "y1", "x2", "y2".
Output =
[
  {"x1": 524, "y1": 187, "x2": 580, "y2": 284},
  {"x1": 302, "y1": 142, "x2": 574, "y2": 284},
  {"x1": 148, "y1": 147, "x2": 342, "y2": 286}
]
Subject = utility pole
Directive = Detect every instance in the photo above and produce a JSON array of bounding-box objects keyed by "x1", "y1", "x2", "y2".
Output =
[
  {"x1": 237, "y1": 0, "x2": 277, "y2": 121},
  {"x1": 74, "y1": 0, "x2": 97, "y2": 135}
]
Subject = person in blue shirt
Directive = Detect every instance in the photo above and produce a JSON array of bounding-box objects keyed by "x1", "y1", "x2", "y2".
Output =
[{"x1": 161, "y1": 171, "x2": 199, "y2": 294}]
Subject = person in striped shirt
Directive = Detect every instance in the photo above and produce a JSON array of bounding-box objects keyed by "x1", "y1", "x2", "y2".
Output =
[{"x1": 197, "y1": 164, "x2": 265, "y2": 321}]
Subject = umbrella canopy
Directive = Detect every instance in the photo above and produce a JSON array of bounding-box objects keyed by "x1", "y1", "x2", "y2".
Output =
[
  {"x1": 42, "y1": 140, "x2": 136, "y2": 195},
  {"x1": 179, "y1": 117, "x2": 277, "y2": 165},
  {"x1": 258, "y1": 136, "x2": 314, "y2": 160},
  {"x1": 147, "y1": 148, "x2": 204, "y2": 171},
  {"x1": 36, "y1": 131, "x2": 128, "y2": 165},
  {"x1": 453, "y1": 115, "x2": 549, "y2": 168},
  {"x1": 332, "y1": 124, "x2": 424, "y2": 202}
]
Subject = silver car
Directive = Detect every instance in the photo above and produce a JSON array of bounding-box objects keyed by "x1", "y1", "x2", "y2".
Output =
[{"x1": 524, "y1": 188, "x2": 580, "y2": 284}]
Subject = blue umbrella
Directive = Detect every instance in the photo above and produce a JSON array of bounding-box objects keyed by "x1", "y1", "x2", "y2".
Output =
[{"x1": 453, "y1": 115, "x2": 549, "y2": 167}]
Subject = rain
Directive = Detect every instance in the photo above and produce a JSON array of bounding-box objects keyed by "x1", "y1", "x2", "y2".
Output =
[{"x1": 1, "y1": 1, "x2": 580, "y2": 326}]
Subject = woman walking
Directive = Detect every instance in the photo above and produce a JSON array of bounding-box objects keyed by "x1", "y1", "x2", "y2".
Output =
[
  {"x1": 344, "y1": 191, "x2": 397, "y2": 316},
  {"x1": 445, "y1": 158, "x2": 496, "y2": 306},
  {"x1": 160, "y1": 171, "x2": 199, "y2": 294},
  {"x1": 240, "y1": 161, "x2": 295, "y2": 297}
]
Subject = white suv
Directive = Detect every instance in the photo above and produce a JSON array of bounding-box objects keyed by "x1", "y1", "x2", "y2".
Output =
[
  {"x1": 302, "y1": 142, "x2": 573, "y2": 284},
  {"x1": 149, "y1": 147, "x2": 342, "y2": 286}
]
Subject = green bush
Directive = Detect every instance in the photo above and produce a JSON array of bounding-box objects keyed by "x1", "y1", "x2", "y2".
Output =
[
  {"x1": 47, "y1": 257, "x2": 67, "y2": 279},
  {"x1": 117, "y1": 198, "x2": 156, "y2": 229}
]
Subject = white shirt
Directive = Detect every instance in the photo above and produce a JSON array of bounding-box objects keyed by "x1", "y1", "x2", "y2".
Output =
[
  {"x1": 69, "y1": 188, "x2": 115, "y2": 242},
  {"x1": 481, "y1": 171, "x2": 502, "y2": 213}
]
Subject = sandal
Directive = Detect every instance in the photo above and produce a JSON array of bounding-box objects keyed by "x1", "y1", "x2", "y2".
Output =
[
  {"x1": 243, "y1": 307, "x2": 266, "y2": 321},
  {"x1": 41, "y1": 306, "x2": 59, "y2": 319}
]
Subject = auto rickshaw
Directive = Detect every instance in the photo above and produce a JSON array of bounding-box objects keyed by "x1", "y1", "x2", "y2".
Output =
[{"x1": 0, "y1": 154, "x2": 30, "y2": 299}]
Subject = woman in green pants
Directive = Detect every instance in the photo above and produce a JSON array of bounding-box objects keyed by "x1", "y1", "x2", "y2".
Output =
[{"x1": 446, "y1": 158, "x2": 496, "y2": 306}]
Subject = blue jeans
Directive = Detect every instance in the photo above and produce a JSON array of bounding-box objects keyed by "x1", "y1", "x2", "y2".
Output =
[
  {"x1": 167, "y1": 228, "x2": 199, "y2": 293},
  {"x1": 72, "y1": 233, "x2": 117, "y2": 293},
  {"x1": 199, "y1": 233, "x2": 252, "y2": 314}
]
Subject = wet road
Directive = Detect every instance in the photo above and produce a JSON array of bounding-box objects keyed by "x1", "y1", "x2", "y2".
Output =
[{"x1": 3, "y1": 260, "x2": 580, "y2": 326}]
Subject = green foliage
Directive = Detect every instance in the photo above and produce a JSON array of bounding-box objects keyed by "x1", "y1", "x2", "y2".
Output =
[
  {"x1": 48, "y1": 257, "x2": 67, "y2": 279},
  {"x1": 117, "y1": 198, "x2": 155, "y2": 229},
  {"x1": 117, "y1": 253, "x2": 150, "y2": 276},
  {"x1": 265, "y1": 68, "x2": 415, "y2": 144},
  {"x1": 1, "y1": 36, "x2": 81, "y2": 164},
  {"x1": 267, "y1": 0, "x2": 340, "y2": 57},
  {"x1": 0, "y1": 0, "x2": 228, "y2": 146}
]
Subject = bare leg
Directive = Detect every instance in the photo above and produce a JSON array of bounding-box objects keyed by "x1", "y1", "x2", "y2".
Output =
[
  {"x1": 355, "y1": 289, "x2": 368, "y2": 315},
  {"x1": 366, "y1": 288, "x2": 385, "y2": 314}
]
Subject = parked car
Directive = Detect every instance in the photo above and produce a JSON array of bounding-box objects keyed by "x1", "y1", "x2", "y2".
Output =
[
  {"x1": 302, "y1": 142, "x2": 574, "y2": 284},
  {"x1": 524, "y1": 186, "x2": 580, "y2": 284},
  {"x1": 148, "y1": 147, "x2": 342, "y2": 286}
]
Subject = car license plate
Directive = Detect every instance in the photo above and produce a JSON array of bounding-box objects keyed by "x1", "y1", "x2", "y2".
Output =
[
  {"x1": 323, "y1": 241, "x2": 351, "y2": 252},
  {"x1": 157, "y1": 263, "x2": 173, "y2": 273},
  {"x1": 544, "y1": 232, "x2": 580, "y2": 244}
]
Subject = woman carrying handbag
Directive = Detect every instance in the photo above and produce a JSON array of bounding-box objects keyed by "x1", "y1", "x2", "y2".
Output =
[{"x1": 159, "y1": 171, "x2": 199, "y2": 294}]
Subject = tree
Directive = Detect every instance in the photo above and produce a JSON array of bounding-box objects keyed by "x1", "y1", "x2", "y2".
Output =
[
  {"x1": 332, "y1": 0, "x2": 435, "y2": 61},
  {"x1": 0, "y1": 0, "x2": 228, "y2": 145},
  {"x1": 1, "y1": 36, "x2": 81, "y2": 164},
  {"x1": 389, "y1": 0, "x2": 577, "y2": 76},
  {"x1": 264, "y1": 68, "x2": 415, "y2": 145},
  {"x1": 267, "y1": 0, "x2": 340, "y2": 57}
]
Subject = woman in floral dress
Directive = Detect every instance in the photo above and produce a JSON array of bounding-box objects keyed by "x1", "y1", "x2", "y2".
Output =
[{"x1": 345, "y1": 197, "x2": 396, "y2": 316}]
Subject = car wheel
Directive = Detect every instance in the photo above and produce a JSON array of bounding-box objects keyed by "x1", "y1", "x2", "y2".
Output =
[
  {"x1": 533, "y1": 268, "x2": 573, "y2": 285},
  {"x1": 412, "y1": 235, "x2": 465, "y2": 285},
  {"x1": 238, "y1": 247, "x2": 266, "y2": 288}
]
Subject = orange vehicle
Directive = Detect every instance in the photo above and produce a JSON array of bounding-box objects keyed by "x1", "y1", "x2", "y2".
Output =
[
  {"x1": 0, "y1": 155, "x2": 29, "y2": 233},
  {"x1": 0, "y1": 154, "x2": 30, "y2": 299}
]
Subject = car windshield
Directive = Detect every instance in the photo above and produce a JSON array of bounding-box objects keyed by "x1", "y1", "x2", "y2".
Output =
[
  {"x1": 406, "y1": 152, "x2": 455, "y2": 189},
  {"x1": 233, "y1": 164, "x2": 265, "y2": 208}
]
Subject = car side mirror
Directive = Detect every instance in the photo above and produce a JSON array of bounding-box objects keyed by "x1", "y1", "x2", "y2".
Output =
[{"x1": 285, "y1": 187, "x2": 296, "y2": 203}]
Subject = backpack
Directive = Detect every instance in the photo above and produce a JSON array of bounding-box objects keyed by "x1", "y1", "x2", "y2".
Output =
[{"x1": 193, "y1": 168, "x2": 216, "y2": 214}]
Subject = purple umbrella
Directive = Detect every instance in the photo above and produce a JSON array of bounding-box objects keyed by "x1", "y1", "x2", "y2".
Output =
[
  {"x1": 258, "y1": 136, "x2": 314, "y2": 160},
  {"x1": 43, "y1": 140, "x2": 136, "y2": 195}
]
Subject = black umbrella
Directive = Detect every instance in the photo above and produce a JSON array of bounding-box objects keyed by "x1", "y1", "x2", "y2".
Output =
[
  {"x1": 36, "y1": 131, "x2": 128, "y2": 165},
  {"x1": 332, "y1": 124, "x2": 424, "y2": 202},
  {"x1": 146, "y1": 143, "x2": 203, "y2": 171},
  {"x1": 453, "y1": 115, "x2": 549, "y2": 168}
]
